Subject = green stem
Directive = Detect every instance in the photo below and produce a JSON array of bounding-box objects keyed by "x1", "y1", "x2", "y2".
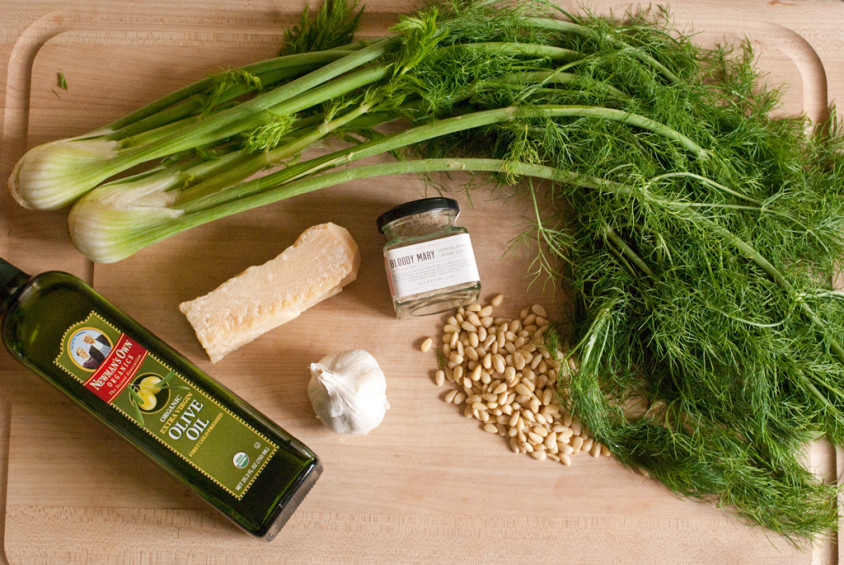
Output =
[
  {"x1": 116, "y1": 38, "x2": 396, "y2": 153},
  {"x1": 175, "y1": 158, "x2": 565, "y2": 233},
  {"x1": 525, "y1": 16, "x2": 682, "y2": 83},
  {"x1": 174, "y1": 100, "x2": 378, "y2": 204},
  {"x1": 441, "y1": 41, "x2": 580, "y2": 62},
  {"x1": 100, "y1": 44, "x2": 367, "y2": 135},
  {"x1": 604, "y1": 226, "x2": 655, "y2": 277},
  {"x1": 705, "y1": 219, "x2": 844, "y2": 366},
  {"x1": 174, "y1": 103, "x2": 705, "y2": 214},
  {"x1": 103, "y1": 58, "x2": 355, "y2": 142},
  {"x1": 59, "y1": 40, "x2": 400, "y2": 200}
]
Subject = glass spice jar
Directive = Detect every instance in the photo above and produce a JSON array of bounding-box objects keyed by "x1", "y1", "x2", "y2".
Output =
[{"x1": 377, "y1": 197, "x2": 481, "y2": 318}]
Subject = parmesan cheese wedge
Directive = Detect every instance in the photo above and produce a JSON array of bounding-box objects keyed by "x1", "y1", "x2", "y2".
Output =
[{"x1": 179, "y1": 222, "x2": 360, "y2": 363}]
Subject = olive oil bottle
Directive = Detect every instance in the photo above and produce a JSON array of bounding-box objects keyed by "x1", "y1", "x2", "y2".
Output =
[{"x1": 0, "y1": 257, "x2": 321, "y2": 539}]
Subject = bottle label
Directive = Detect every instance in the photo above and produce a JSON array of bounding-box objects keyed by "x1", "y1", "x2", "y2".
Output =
[
  {"x1": 384, "y1": 233, "x2": 480, "y2": 299},
  {"x1": 54, "y1": 311, "x2": 277, "y2": 500}
]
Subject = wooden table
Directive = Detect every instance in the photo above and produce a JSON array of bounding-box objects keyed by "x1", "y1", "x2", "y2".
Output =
[{"x1": 0, "y1": 1, "x2": 842, "y2": 563}]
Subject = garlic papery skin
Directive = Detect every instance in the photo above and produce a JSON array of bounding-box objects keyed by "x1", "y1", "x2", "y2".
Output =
[{"x1": 308, "y1": 349, "x2": 389, "y2": 435}]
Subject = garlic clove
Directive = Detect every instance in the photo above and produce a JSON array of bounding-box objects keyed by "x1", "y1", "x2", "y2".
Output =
[{"x1": 307, "y1": 350, "x2": 389, "y2": 435}]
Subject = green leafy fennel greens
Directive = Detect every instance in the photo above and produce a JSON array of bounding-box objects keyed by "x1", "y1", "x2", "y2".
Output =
[{"x1": 8, "y1": 0, "x2": 844, "y2": 544}]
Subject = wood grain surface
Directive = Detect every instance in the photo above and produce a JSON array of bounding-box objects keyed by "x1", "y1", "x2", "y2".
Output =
[{"x1": 0, "y1": 1, "x2": 842, "y2": 563}]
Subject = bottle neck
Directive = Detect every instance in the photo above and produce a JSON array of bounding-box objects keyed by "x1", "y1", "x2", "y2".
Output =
[{"x1": 0, "y1": 258, "x2": 30, "y2": 316}]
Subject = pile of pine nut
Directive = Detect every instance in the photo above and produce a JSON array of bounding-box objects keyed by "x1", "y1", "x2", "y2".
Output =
[{"x1": 420, "y1": 294, "x2": 610, "y2": 465}]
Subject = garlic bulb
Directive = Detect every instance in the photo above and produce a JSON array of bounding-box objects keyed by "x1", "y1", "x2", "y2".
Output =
[{"x1": 308, "y1": 349, "x2": 389, "y2": 435}]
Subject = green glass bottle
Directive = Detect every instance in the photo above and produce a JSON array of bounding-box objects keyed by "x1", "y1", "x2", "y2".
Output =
[{"x1": 0, "y1": 257, "x2": 321, "y2": 539}]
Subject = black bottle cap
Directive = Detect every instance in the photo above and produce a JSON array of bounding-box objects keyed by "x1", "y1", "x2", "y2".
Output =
[
  {"x1": 0, "y1": 257, "x2": 24, "y2": 290},
  {"x1": 376, "y1": 197, "x2": 460, "y2": 234},
  {"x1": 0, "y1": 257, "x2": 27, "y2": 311}
]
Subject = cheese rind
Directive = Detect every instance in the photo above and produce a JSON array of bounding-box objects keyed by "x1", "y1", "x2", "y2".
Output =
[{"x1": 179, "y1": 222, "x2": 360, "y2": 363}]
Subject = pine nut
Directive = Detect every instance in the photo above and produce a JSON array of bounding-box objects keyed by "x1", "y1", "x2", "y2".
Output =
[
  {"x1": 435, "y1": 370, "x2": 445, "y2": 386},
  {"x1": 491, "y1": 294, "x2": 504, "y2": 307},
  {"x1": 532, "y1": 425, "x2": 549, "y2": 438},
  {"x1": 467, "y1": 312, "x2": 482, "y2": 327},
  {"x1": 478, "y1": 326, "x2": 488, "y2": 342},
  {"x1": 515, "y1": 394, "x2": 532, "y2": 406},
  {"x1": 469, "y1": 332, "x2": 479, "y2": 348},
  {"x1": 514, "y1": 383, "x2": 532, "y2": 396},
  {"x1": 492, "y1": 354, "x2": 506, "y2": 374},
  {"x1": 470, "y1": 364, "x2": 482, "y2": 382},
  {"x1": 450, "y1": 331, "x2": 460, "y2": 348},
  {"x1": 531, "y1": 304, "x2": 547, "y2": 318},
  {"x1": 465, "y1": 346, "x2": 479, "y2": 361}
]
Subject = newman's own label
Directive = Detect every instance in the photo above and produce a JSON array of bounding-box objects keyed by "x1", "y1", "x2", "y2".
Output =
[{"x1": 54, "y1": 311, "x2": 277, "y2": 499}]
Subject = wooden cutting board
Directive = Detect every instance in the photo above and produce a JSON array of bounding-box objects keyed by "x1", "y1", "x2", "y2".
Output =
[{"x1": 1, "y1": 1, "x2": 843, "y2": 563}]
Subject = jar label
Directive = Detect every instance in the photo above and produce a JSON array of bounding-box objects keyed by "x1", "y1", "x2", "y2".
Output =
[
  {"x1": 384, "y1": 233, "x2": 480, "y2": 299},
  {"x1": 54, "y1": 311, "x2": 277, "y2": 500}
]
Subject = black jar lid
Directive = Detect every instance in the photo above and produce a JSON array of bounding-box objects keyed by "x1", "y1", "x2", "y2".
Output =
[{"x1": 376, "y1": 197, "x2": 460, "y2": 233}]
